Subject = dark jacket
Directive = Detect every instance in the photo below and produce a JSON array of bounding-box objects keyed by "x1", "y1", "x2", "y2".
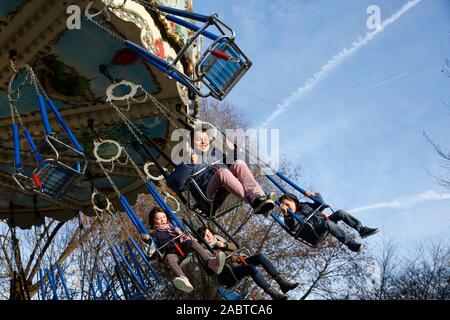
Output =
[
  {"x1": 167, "y1": 162, "x2": 215, "y2": 194},
  {"x1": 284, "y1": 193, "x2": 326, "y2": 233},
  {"x1": 150, "y1": 223, "x2": 189, "y2": 254},
  {"x1": 166, "y1": 149, "x2": 228, "y2": 206}
]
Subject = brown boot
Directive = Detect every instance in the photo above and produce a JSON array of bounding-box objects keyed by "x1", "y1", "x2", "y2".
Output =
[
  {"x1": 265, "y1": 287, "x2": 288, "y2": 300},
  {"x1": 274, "y1": 275, "x2": 299, "y2": 294}
]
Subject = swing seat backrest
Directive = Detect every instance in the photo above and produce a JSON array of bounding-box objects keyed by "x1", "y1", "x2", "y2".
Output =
[
  {"x1": 13, "y1": 135, "x2": 87, "y2": 199},
  {"x1": 214, "y1": 189, "x2": 243, "y2": 219},
  {"x1": 35, "y1": 136, "x2": 87, "y2": 198},
  {"x1": 42, "y1": 135, "x2": 87, "y2": 170},
  {"x1": 36, "y1": 163, "x2": 79, "y2": 199},
  {"x1": 217, "y1": 286, "x2": 250, "y2": 301},
  {"x1": 13, "y1": 161, "x2": 83, "y2": 200},
  {"x1": 187, "y1": 178, "x2": 242, "y2": 220},
  {"x1": 295, "y1": 222, "x2": 329, "y2": 247},
  {"x1": 188, "y1": 186, "x2": 214, "y2": 216},
  {"x1": 197, "y1": 39, "x2": 251, "y2": 100}
]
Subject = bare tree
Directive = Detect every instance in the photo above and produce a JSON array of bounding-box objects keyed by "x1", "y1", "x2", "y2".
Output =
[
  {"x1": 350, "y1": 238, "x2": 450, "y2": 300},
  {"x1": 424, "y1": 133, "x2": 450, "y2": 189},
  {"x1": 424, "y1": 57, "x2": 450, "y2": 188},
  {"x1": 393, "y1": 240, "x2": 450, "y2": 300}
]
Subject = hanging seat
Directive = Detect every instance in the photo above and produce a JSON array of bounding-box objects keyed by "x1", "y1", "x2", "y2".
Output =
[
  {"x1": 271, "y1": 204, "x2": 329, "y2": 247},
  {"x1": 198, "y1": 39, "x2": 249, "y2": 100},
  {"x1": 122, "y1": 4, "x2": 252, "y2": 100},
  {"x1": 186, "y1": 176, "x2": 243, "y2": 221},
  {"x1": 9, "y1": 65, "x2": 87, "y2": 200},
  {"x1": 12, "y1": 133, "x2": 87, "y2": 200}
]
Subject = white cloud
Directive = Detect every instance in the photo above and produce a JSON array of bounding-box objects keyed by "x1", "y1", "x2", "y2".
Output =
[
  {"x1": 259, "y1": 0, "x2": 423, "y2": 128},
  {"x1": 349, "y1": 190, "x2": 450, "y2": 213}
]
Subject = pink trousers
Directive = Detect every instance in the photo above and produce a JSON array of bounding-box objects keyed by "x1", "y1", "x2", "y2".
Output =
[{"x1": 206, "y1": 160, "x2": 264, "y2": 204}]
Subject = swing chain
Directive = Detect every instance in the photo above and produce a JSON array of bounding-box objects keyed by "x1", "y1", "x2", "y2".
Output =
[
  {"x1": 9, "y1": 56, "x2": 18, "y2": 74},
  {"x1": 109, "y1": 101, "x2": 144, "y2": 145},
  {"x1": 25, "y1": 65, "x2": 46, "y2": 98},
  {"x1": 116, "y1": 151, "x2": 130, "y2": 167},
  {"x1": 131, "y1": 91, "x2": 151, "y2": 105},
  {"x1": 133, "y1": 0, "x2": 182, "y2": 22},
  {"x1": 122, "y1": 148, "x2": 148, "y2": 185},
  {"x1": 97, "y1": 161, "x2": 122, "y2": 199},
  {"x1": 145, "y1": 92, "x2": 179, "y2": 129},
  {"x1": 8, "y1": 67, "x2": 32, "y2": 127},
  {"x1": 91, "y1": 180, "x2": 116, "y2": 217},
  {"x1": 8, "y1": 94, "x2": 18, "y2": 126},
  {"x1": 87, "y1": 119, "x2": 102, "y2": 144},
  {"x1": 107, "y1": 82, "x2": 179, "y2": 131},
  {"x1": 86, "y1": 16, "x2": 125, "y2": 42},
  {"x1": 96, "y1": 144, "x2": 144, "y2": 203},
  {"x1": 97, "y1": 214, "x2": 119, "y2": 248}
]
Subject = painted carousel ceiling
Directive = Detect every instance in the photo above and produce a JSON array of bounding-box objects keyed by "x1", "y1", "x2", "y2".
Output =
[{"x1": 0, "y1": 0, "x2": 193, "y2": 229}]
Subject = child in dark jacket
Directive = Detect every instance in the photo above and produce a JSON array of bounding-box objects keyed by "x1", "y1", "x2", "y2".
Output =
[
  {"x1": 167, "y1": 128, "x2": 275, "y2": 216},
  {"x1": 279, "y1": 192, "x2": 379, "y2": 252},
  {"x1": 198, "y1": 227, "x2": 299, "y2": 300},
  {"x1": 142, "y1": 207, "x2": 226, "y2": 293}
]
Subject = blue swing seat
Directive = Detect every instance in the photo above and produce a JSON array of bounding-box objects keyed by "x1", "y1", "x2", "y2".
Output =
[
  {"x1": 35, "y1": 162, "x2": 80, "y2": 199},
  {"x1": 13, "y1": 134, "x2": 87, "y2": 200},
  {"x1": 9, "y1": 66, "x2": 87, "y2": 201},
  {"x1": 217, "y1": 287, "x2": 250, "y2": 301},
  {"x1": 122, "y1": 6, "x2": 252, "y2": 101},
  {"x1": 198, "y1": 40, "x2": 251, "y2": 100}
]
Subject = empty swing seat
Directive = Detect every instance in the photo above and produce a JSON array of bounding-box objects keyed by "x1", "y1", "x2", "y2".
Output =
[
  {"x1": 13, "y1": 135, "x2": 87, "y2": 200},
  {"x1": 9, "y1": 64, "x2": 87, "y2": 201},
  {"x1": 198, "y1": 40, "x2": 251, "y2": 100},
  {"x1": 35, "y1": 163, "x2": 80, "y2": 199}
]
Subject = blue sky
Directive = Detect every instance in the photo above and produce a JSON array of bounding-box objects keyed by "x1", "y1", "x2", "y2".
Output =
[{"x1": 195, "y1": 0, "x2": 450, "y2": 250}]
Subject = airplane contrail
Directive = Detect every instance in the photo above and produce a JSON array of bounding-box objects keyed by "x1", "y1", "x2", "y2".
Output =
[
  {"x1": 362, "y1": 72, "x2": 409, "y2": 91},
  {"x1": 349, "y1": 190, "x2": 450, "y2": 213},
  {"x1": 259, "y1": 0, "x2": 423, "y2": 128}
]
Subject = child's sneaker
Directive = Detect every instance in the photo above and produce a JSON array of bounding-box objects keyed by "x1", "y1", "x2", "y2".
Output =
[
  {"x1": 359, "y1": 227, "x2": 380, "y2": 239},
  {"x1": 173, "y1": 276, "x2": 194, "y2": 293},
  {"x1": 207, "y1": 251, "x2": 226, "y2": 274}
]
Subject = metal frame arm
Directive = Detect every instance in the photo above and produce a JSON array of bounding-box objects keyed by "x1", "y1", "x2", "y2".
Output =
[{"x1": 187, "y1": 178, "x2": 215, "y2": 203}]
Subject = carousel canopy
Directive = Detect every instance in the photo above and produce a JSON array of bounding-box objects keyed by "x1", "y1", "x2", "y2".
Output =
[{"x1": 0, "y1": 0, "x2": 194, "y2": 229}]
